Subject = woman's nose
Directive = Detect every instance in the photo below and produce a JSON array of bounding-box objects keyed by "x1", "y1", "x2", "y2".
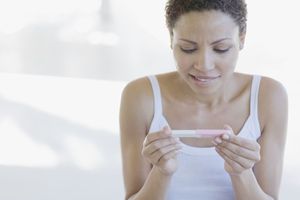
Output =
[{"x1": 193, "y1": 50, "x2": 214, "y2": 71}]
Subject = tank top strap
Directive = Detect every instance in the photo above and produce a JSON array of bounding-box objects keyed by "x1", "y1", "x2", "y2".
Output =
[
  {"x1": 148, "y1": 75, "x2": 163, "y2": 115},
  {"x1": 250, "y1": 75, "x2": 261, "y2": 116},
  {"x1": 249, "y1": 75, "x2": 262, "y2": 137}
]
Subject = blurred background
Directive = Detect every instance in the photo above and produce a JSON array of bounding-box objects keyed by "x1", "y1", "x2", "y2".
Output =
[{"x1": 0, "y1": 0, "x2": 299, "y2": 199}]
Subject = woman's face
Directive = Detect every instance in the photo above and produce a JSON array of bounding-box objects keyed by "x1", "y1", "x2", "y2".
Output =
[{"x1": 171, "y1": 10, "x2": 245, "y2": 95}]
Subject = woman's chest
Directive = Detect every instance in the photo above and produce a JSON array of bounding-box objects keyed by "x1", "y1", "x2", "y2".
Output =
[{"x1": 163, "y1": 99, "x2": 250, "y2": 147}]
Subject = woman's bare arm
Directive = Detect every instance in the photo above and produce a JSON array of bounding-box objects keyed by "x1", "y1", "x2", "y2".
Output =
[
  {"x1": 119, "y1": 78, "x2": 175, "y2": 200},
  {"x1": 253, "y1": 77, "x2": 288, "y2": 199},
  {"x1": 214, "y1": 77, "x2": 288, "y2": 200},
  {"x1": 229, "y1": 77, "x2": 288, "y2": 200}
]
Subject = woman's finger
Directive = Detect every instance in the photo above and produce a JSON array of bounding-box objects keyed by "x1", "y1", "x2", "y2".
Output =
[
  {"x1": 158, "y1": 149, "x2": 181, "y2": 164},
  {"x1": 222, "y1": 124, "x2": 261, "y2": 151},
  {"x1": 215, "y1": 147, "x2": 244, "y2": 172},
  {"x1": 150, "y1": 143, "x2": 182, "y2": 164},
  {"x1": 217, "y1": 140, "x2": 261, "y2": 162},
  {"x1": 220, "y1": 133, "x2": 261, "y2": 151},
  {"x1": 143, "y1": 126, "x2": 171, "y2": 146},
  {"x1": 144, "y1": 137, "x2": 179, "y2": 155},
  {"x1": 216, "y1": 145, "x2": 255, "y2": 169}
]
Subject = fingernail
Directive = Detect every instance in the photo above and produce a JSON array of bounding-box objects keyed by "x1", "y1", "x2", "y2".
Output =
[
  {"x1": 214, "y1": 137, "x2": 222, "y2": 144},
  {"x1": 163, "y1": 127, "x2": 170, "y2": 134},
  {"x1": 165, "y1": 126, "x2": 171, "y2": 134},
  {"x1": 222, "y1": 134, "x2": 229, "y2": 140}
]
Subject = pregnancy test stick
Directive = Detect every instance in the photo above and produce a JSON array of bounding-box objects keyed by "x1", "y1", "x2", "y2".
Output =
[{"x1": 172, "y1": 129, "x2": 230, "y2": 138}]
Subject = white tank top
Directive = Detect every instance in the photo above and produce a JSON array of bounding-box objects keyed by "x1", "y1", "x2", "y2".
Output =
[{"x1": 147, "y1": 75, "x2": 262, "y2": 200}]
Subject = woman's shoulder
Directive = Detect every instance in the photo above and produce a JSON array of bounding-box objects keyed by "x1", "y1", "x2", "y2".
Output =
[
  {"x1": 237, "y1": 73, "x2": 288, "y2": 111},
  {"x1": 123, "y1": 76, "x2": 151, "y2": 94},
  {"x1": 236, "y1": 72, "x2": 287, "y2": 95},
  {"x1": 257, "y1": 75, "x2": 288, "y2": 132},
  {"x1": 237, "y1": 73, "x2": 288, "y2": 134},
  {"x1": 235, "y1": 72, "x2": 288, "y2": 110},
  {"x1": 122, "y1": 71, "x2": 176, "y2": 98},
  {"x1": 258, "y1": 75, "x2": 288, "y2": 101},
  {"x1": 120, "y1": 72, "x2": 175, "y2": 133},
  {"x1": 120, "y1": 76, "x2": 154, "y2": 135},
  {"x1": 121, "y1": 76, "x2": 154, "y2": 109}
]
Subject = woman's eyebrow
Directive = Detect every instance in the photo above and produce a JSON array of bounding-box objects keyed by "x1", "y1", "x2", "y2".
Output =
[
  {"x1": 178, "y1": 39, "x2": 197, "y2": 45},
  {"x1": 211, "y1": 38, "x2": 232, "y2": 45},
  {"x1": 179, "y1": 37, "x2": 232, "y2": 45}
]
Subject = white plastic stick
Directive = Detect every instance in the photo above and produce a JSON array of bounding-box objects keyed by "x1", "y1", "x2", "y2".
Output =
[{"x1": 172, "y1": 129, "x2": 230, "y2": 138}]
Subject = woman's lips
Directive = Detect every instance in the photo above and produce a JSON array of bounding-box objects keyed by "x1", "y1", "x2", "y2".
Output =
[
  {"x1": 190, "y1": 74, "x2": 220, "y2": 81},
  {"x1": 189, "y1": 74, "x2": 221, "y2": 85}
]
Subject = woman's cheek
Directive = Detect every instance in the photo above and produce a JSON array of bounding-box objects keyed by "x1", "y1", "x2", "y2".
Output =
[{"x1": 175, "y1": 55, "x2": 194, "y2": 70}]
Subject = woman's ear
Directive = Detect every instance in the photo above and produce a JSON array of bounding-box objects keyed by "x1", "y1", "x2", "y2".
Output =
[{"x1": 239, "y1": 32, "x2": 246, "y2": 50}]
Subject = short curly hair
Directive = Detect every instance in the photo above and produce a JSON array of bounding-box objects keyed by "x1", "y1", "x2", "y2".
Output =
[{"x1": 165, "y1": 0, "x2": 247, "y2": 35}]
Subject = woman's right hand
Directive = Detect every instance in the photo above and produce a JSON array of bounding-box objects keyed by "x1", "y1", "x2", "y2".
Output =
[{"x1": 142, "y1": 126, "x2": 183, "y2": 176}]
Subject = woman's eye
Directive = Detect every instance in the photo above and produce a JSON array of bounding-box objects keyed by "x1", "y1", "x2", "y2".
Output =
[
  {"x1": 214, "y1": 48, "x2": 231, "y2": 53},
  {"x1": 180, "y1": 47, "x2": 196, "y2": 53}
]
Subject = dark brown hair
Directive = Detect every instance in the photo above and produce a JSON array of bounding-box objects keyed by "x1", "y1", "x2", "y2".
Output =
[{"x1": 165, "y1": 0, "x2": 247, "y2": 35}]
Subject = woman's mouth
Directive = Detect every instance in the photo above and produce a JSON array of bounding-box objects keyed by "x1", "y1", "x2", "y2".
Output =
[{"x1": 189, "y1": 74, "x2": 221, "y2": 85}]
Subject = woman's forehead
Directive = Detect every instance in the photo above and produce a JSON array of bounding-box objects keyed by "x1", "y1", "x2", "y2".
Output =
[{"x1": 173, "y1": 11, "x2": 239, "y2": 42}]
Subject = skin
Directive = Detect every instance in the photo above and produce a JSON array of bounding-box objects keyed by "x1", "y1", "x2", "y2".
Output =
[{"x1": 120, "y1": 10, "x2": 288, "y2": 200}]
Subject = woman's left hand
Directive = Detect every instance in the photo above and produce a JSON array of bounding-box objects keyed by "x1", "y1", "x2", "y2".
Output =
[{"x1": 213, "y1": 125, "x2": 261, "y2": 176}]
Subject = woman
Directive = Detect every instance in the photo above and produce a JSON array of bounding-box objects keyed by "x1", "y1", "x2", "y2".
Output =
[{"x1": 119, "y1": 0, "x2": 288, "y2": 199}]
